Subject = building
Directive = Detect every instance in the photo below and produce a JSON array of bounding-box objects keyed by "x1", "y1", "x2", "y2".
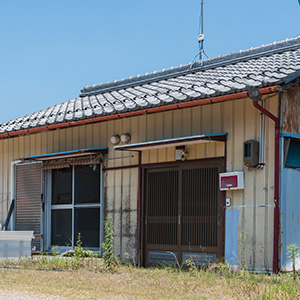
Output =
[{"x1": 0, "y1": 37, "x2": 300, "y2": 272}]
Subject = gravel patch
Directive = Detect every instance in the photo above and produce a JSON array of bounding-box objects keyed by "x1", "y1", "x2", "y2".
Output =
[{"x1": 0, "y1": 289, "x2": 69, "y2": 300}]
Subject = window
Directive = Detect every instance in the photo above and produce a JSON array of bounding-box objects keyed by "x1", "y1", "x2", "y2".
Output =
[
  {"x1": 50, "y1": 165, "x2": 101, "y2": 249},
  {"x1": 284, "y1": 139, "x2": 300, "y2": 169}
]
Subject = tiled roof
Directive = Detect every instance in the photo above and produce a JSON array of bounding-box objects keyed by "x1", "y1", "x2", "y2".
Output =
[{"x1": 1, "y1": 37, "x2": 300, "y2": 134}]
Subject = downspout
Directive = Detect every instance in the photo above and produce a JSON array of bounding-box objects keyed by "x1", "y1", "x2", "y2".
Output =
[
  {"x1": 251, "y1": 89, "x2": 280, "y2": 273},
  {"x1": 100, "y1": 162, "x2": 104, "y2": 256},
  {"x1": 259, "y1": 101, "x2": 265, "y2": 167},
  {"x1": 10, "y1": 160, "x2": 22, "y2": 231},
  {"x1": 137, "y1": 151, "x2": 142, "y2": 267}
]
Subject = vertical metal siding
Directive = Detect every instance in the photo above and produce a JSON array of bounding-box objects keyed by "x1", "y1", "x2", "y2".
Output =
[{"x1": 0, "y1": 96, "x2": 277, "y2": 268}]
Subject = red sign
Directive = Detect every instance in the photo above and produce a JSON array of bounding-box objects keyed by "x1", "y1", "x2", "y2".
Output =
[{"x1": 220, "y1": 175, "x2": 238, "y2": 189}]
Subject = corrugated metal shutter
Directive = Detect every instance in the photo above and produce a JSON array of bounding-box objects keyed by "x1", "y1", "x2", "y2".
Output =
[{"x1": 15, "y1": 162, "x2": 42, "y2": 252}]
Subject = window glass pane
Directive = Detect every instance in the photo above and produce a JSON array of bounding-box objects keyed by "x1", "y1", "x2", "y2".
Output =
[
  {"x1": 51, "y1": 209, "x2": 72, "y2": 246},
  {"x1": 52, "y1": 168, "x2": 72, "y2": 205},
  {"x1": 285, "y1": 139, "x2": 300, "y2": 168},
  {"x1": 74, "y1": 208, "x2": 100, "y2": 248},
  {"x1": 75, "y1": 165, "x2": 100, "y2": 204}
]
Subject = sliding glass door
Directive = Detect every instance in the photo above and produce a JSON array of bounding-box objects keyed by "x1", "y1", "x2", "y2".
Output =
[{"x1": 50, "y1": 164, "x2": 101, "y2": 249}]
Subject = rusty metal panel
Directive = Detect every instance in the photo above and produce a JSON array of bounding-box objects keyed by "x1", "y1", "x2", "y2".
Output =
[
  {"x1": 15, "y1": 163, "x2": 42, "y2": 252},
  {"x1": 281, "y1": 89, "x2": 300, "y2": 135}
]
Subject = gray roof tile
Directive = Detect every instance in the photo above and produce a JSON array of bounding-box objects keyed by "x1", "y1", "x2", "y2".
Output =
[{"x1": 1, "y1": 37, "x2": 300, "y2": 134}]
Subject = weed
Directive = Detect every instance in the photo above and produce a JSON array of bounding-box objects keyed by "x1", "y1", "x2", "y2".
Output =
[
  {"x1": 51, "y1": 256, "x2": 64, "y2": 269},
  {"x1": 102, "y1": 216, "x2": 114, "y2": 269},
  {"x1": 123, "y1": 252, "x2": 137, "y2": 270},
  {"x1": 287, "y1": 243, "x2": 300, "y2": 281},
  {"x1": 64, "y1": 257, "x2": 70, "y2": 269},
  {"x1": 241, "y1": 228, "x2": 246, "y2": 270},
  {"x1": 51, "y1": 246, "x2": 59, "y2": 256},
  {"x1": 1, "y1": 257, "x2": 300, "y2": 299},
  {"x1": 167, "y1": 251, "x2": 181, "y2": 271},
  {"x1": 74, "y1": 233, "x2": 85, "y2": 258},
  {"x1": 85, "y1": 250, "x2": 94, "y2": 258},
  {"x1": 38, "y1": 255, "x2": 48, "y2": 268}
]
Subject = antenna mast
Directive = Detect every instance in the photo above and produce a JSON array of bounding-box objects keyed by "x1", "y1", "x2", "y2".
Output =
[
  {"x1": 190, "y1": 0, "x2": 208, "y2": 68},
  {"x1": 198, "y1": 0, "x2": 204, "y2": 61}
]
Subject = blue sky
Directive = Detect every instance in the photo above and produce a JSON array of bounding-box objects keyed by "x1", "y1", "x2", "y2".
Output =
[{"x1": 0, "y1": 0, "x2": 299, "y2": 124}]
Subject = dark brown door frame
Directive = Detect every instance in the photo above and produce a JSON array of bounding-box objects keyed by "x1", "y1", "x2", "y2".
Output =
[{"x1": 141, "y1": 157, "x2": 226, "y2": 266}]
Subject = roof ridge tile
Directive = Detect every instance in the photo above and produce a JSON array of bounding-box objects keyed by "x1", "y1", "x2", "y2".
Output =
[{"x1": 80, "y1": 36, "x2": 300, "y2": 96}]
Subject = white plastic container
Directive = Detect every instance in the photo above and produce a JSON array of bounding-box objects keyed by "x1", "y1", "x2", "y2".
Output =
[{"x1": 0, "y1": 231, "x2": 34, "y2": 261}]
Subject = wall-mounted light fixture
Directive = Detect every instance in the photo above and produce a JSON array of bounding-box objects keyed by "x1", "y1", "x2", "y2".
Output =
[
  {"x1": 175, "y1": 146, "x2": 188, "y2": 161},
  {"x1": 121, "y1": 133, "x2": 131, "y2": 144},
  {"x1": 110, "y1": 135, "x2": 120, "y2": 145}
]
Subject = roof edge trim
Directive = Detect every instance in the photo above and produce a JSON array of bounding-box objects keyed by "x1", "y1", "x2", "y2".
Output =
[{"x1": 0, "y1": 86, "x2": 279, "y2": 140}]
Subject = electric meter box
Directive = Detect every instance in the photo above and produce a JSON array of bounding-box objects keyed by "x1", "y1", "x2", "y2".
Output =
[
  {"x1": 244, "y1": 140, "x2": 259, "y2": 167},
  {"x1": 219, "y1": 172, "x2": 244, "y2": 191}
]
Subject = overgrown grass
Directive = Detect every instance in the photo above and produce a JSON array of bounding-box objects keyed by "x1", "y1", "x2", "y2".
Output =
[{"x1": 0, "y1": 257, "x2": 299, "y2": 299}]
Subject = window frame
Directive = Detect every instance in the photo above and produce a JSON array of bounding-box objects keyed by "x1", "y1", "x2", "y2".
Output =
[
  {"x1": 284, "y1": 138, "x2": 300, "y2": 170},
  {"x1": 44, "y1": 164, "x2": 104, "y2": 252}
]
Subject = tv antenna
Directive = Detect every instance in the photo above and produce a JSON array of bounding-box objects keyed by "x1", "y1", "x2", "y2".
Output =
[
  {"x1": 190, "y1": 0, "x2": 209, "y2": 68},
  {"x1": 198, "y1": 0, "x2": 204, "y2": 61}
]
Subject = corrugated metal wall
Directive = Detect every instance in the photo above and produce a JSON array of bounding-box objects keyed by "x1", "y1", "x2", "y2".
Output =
[
  {"x1": 280, "y1": 89, "x2": 300, "y2": 269},
  {"x1": 0, "y1": 95, "x2": 277, "y2": 267},
  {"x1": 280, "y1": 168, "x2": 300, "y2": 268}
]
